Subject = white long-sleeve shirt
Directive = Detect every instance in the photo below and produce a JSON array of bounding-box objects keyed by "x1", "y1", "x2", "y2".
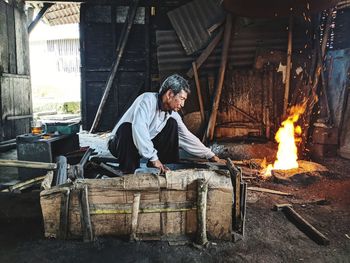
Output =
[{"x1": 111, "y1": 92, "x2": 215, "y2": 161}]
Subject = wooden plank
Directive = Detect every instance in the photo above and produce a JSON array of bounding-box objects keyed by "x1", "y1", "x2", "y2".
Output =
[
  {"x1": 275, "y1": 204, "x2": 330, "y2": 245},
  {"x1": 7, "y1": 175, "x2": 46, "y2": 192},
  {"x1": 0, "y1": 0, "x2": 9, "y2": 73},
  {"x1": 14, "y1": 7, "x2": 30, "y2": 75},
  {"x1": 58, "y1": 188, "x2": 70, "y2": 239},
  {"x1": 248, "y1": 187, "x2": 292, "y2": 196},
  {"x1": 80, "y1": 3, "x2": 88, "y2": 130},
  {"x1": 186, "y1": 27, "x2": 224, "y2": 78},
  {"x1": 226, "y1": 158, "x2": 241, "y2": 232},
  {"x1": 192, "y1": 62, "x2": 205, "y2": 123},
  {"x1": 283, "y1": 15, "x2": 293, "y2": 116},
  {"x1": 206, "y1": 14, "x2": 233, "y2": 141},
  {"x1": 7, "y1": 0, "x2": 17, "y2": 74},
  {"x1": 161, "y1": 190, "x2": 187, "y2": 236}
]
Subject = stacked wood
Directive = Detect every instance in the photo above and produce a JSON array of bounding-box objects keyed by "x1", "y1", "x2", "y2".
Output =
[{"x1": 40, "y1": 170, "x2": 233, "y2": 241}]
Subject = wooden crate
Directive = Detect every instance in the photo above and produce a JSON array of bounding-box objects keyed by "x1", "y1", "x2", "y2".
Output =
[{"x1": 40, "y1": 170, "x2": 233, "y2": 241}]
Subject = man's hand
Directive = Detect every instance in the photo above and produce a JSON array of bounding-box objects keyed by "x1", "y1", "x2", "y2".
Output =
[
  {"x1": 150, "y1": 159, "x2": 170, "y2": 174},
  {"x1": 208, "y1": 155, "x2": 225, "y2": 164}
]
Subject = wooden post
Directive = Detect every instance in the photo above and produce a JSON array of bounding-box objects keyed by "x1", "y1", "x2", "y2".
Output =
[
  {"x1": 55, "y1": 156, "x2": 68, "y2": 186},
  {"x1": 226, "y1": 158, "x2": 241, "y2": 231},
  {"x1": 206, "y1": 14, "x2": 232, "y2": 141},
  {"x1": 192, "y1": 62, "x2": 205, "y2": 123},
  {"x1": 196, "y1": 178, "x2": 208, "y2": 245},
  {"x1": 58, "y1": 188, "x2": 70, "y2": 240},
  {"x1": 89, "y1": 0, "x2": 139, "y2": 133},
  {"x1": 79, "y1": 185, "x2": 93, "y2": 242},
  {"x1": 283, "y1": 14, "x2": 293, "y2": 116},
  {"x1": 186, "y1": 28, "x2": 224, "y2": 78},
  {"x1": 130, "y1": 193, "x2": 141, "y2": 241},
  {"x1": 28, "y1": 3, "x2": 54, "y2": 34}
]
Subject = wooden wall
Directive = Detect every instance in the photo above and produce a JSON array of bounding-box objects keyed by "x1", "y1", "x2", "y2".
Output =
[
  {"x1": 0, "y1": 0, "x2": 32, "y2": 141},
  {"x1": 80, "y1": 3, "x2": 149, "y2": 131},
  {"x1": 80, "y1": 1, "x2": 188, "y2": 131}
]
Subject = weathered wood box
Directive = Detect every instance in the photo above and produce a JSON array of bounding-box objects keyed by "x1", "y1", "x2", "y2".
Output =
[{"x1": 40, "y1": 169, "x2": 233, "y2": 241}]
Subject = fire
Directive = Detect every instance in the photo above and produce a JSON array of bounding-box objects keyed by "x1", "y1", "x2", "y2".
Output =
[{"x1": 263, "y1": 102, "x2": 306, "y2": 177}]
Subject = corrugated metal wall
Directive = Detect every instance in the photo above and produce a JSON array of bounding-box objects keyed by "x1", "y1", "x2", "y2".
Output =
[
  {"x1": 157, "y1": 16, "x2": 312, "y2": 75},
  {"x1": 0, "y1": 0, "x2": 32, "y2": 141}
]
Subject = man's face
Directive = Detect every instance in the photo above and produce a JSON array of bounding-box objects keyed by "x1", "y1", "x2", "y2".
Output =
[{"x1": 164, "y1": 89, "x2": 188, "y2": 112}]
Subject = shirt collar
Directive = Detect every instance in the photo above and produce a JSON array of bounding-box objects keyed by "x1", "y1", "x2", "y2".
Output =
[{"x1": 157, "y1": 94, "x2": 172, "y2": 114}]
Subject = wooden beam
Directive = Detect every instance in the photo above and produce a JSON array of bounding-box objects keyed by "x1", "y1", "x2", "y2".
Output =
[
  {"x1": 186, "y1": 27, "x2": 224, "y2": 78},
  {"x1": 275, "y1": 204, "x2": 330, "y2": 245},
  {"x1": 206, "y1": 14, "x2": 232, "y2": 141},
  {"x1": 28, "y1": 3, "x2": 54, "y2": 34},
  {"x1": 248, "y1": 186, "x2": 292, "y2": 196},
  {"x1": 283, "y1": 14, "x2": 293, "y2": 116},
  {"x1": 192, "y1": 62, "x2": 205, "y2": 123},
  {"x1": 0, "y1": 159, "x2": 57, "y2": 170},
  {"x1": 226, "y1": 158, "x2": 241, "y2": 232},
  {"x1": 196, "y1": 178, "x2": 208, "y2": 245},
  {"x1": 89, "y1": 0, "x2": 139, "y2": 133}
]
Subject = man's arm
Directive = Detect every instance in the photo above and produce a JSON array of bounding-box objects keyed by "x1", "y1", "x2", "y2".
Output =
[{"x1": 171, "y1": 113, "x2": 219, "y2": 161}]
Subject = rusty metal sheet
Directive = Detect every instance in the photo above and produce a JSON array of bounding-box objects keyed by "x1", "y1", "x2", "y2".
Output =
[
  {"x1": 223, "y1": 0, "x2": 340, "y2": 18},
  {"x1": 167, "y1": 0, "x2": 225, "y2": 55},
  {"x1": 157, "y1": 17, "x2": 312, "y2": 75}
]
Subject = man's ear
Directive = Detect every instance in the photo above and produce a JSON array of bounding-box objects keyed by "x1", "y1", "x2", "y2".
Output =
[{"x1": 165, "y1": 89, "x2": 174, "y2": 99}]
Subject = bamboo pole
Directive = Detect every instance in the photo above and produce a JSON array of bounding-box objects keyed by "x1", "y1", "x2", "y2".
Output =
[
  {"x1": 192, "y1": 62, "x2": 205, "y2": 123},
  {"x1": 206, "y1": 14, "x2": 232, "y2": 141},
  {"x1": 283, "y1": 14, "x2": 293, "y2": 116},
  {"x1": 0, "y1": 159, "x2": 57, "y2": 170},
  {"x1": 196, "y1": 178, "x2": 208, "y2": 245},
  {"x1": 89, "y1": 0, "x2": 139, "y2": 133},
  {"x1": 130, "y1": 193, "x2": 141, "y2": 241}
]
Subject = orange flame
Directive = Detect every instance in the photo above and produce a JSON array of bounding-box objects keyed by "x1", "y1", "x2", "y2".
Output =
[{"x1": 263, "y1": 102, "x2": 306, "y2": 177}]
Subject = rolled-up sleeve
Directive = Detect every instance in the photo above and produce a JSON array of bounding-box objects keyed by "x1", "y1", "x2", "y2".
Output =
[
  {"x1": 132, "y1": 100, "x2": 158, "y2": 161},
  {"x1": 172, "y1": 113, "x2": 215, "y2": 159}
]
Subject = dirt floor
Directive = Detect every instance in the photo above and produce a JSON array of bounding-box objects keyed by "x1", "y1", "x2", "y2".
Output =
[{"x1": 0, "y1": 142, "x2": 349, "y2": 263}]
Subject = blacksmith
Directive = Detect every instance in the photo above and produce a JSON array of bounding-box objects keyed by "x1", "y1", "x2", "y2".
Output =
[{"x1": 108, "y1": 74, "x2": 220, "y2": 174}]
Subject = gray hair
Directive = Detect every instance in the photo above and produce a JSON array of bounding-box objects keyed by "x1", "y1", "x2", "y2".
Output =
[{"x1": 159, "y1": 74, "x2": 191, "y2": 97}]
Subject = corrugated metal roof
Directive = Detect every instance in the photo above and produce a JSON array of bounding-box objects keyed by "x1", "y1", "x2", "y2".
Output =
[
  {"x1": 167, "y1": 0, "x2": 225, "y2": 55},
  {"x1": 157, "y1": 17, "x2": 312, "y2": 74},
  {"x1": 37, "y1": 3, "x2": 80, "y2": 25},
  {"x1": 337, "y1": 0, "x2": 350, "y2": 9}
]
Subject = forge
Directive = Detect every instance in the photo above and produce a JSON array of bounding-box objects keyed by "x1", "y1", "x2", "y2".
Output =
[{"x1": 269, "y1": 160, "x2": 330, "y2": 185}]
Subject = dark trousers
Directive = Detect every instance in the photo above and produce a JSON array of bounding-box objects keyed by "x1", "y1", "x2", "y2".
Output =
[{"x1": 108, "y1": 118, "x2": 179, "y2": 173}]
